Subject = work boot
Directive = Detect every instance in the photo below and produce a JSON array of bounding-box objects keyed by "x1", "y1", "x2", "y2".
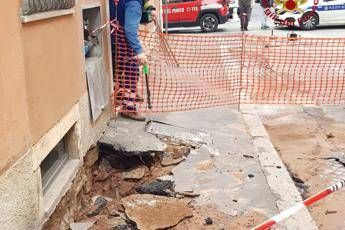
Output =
[{"x1": 120, "y1": 111, "x2": 146, "y2": 122}]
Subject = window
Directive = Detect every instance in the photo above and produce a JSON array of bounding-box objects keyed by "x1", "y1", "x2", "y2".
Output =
[
  {"x1": 21, "y1": 0, "x2": 75, "y2": 16},
  {"x1": 83, "y1": 6, "x2": 109, "y2": 121},
  {"x1": 40, "y1": 138, "x2": 68, "y2": 194}
]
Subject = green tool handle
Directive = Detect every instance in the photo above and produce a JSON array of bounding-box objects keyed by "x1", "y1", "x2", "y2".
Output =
[
  {"x1": 143, "y1": 64, "x2": 149, "y2": 75},
  {"x1": 144, "y1": 64, "x2": 152, "y2": 109}
]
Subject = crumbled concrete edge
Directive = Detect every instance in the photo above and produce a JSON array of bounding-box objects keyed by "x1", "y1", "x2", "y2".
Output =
[{"x1": 241, "y1": 106, "x2": 318, "y2": 230}]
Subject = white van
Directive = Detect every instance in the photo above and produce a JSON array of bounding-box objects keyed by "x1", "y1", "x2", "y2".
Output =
[{"x1": 276, "y1": 0, "x2": 345, "y2": 30}]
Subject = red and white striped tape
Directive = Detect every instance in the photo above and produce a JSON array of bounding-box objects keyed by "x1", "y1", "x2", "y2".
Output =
[{"x1": 252, "y1": 179, "x2": 345, "y2": 230}]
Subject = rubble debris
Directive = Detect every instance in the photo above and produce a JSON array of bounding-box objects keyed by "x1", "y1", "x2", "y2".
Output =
[
  {"x1": 205, "y1": 217, "x2": 213, "y2": 225},
  {"x1": 86, "y1": 196, "x2": 108, "y2": 217},
  {"x1": 106, "y1": 202, "x2": 123, "y2": 217},
  {"x1": 158, "y1": 175, "x2": 174, "y2": 182},
  {"x1": 176, "y1": 191, "x2": 200, "y2": 198},
  {"x1": 92, "y1": 215, "x2": 134, "y2": 229},
  {"x1": 122, "y1": 166, "x2": 148, "y2": 180},
  {"x1": 136, "y1": 179, "x2": 174, "y2": 196},
  {"x1": 161, "y1": 157, "x2": 185, "y2": 166},
  {"x1": 92, "y1": 195, "x2": 113, "y2": 204},
  {"x1": 247, "y1": 174, "x2": 255, "y2": 179},
  {"x1": 70, "y1": 221, "x2": 96, "y2": 230},
  {"x1": 94, "y1": 196, "x2": 109, "y2": 207},
  {"x1": 122, "y1": 194, "x2": 193, "y2": 230}
]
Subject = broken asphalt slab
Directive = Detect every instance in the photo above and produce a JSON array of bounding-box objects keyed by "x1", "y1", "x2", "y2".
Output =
[
  {"x1": 146, "y1": 120, "x2": 213, "y2": 146},
  {"x1": 99, "y1": 118, "x2": 166, "y2": 156},
  {"x1": 122, "y1": 194, "x2": 192, "y2": 230}
]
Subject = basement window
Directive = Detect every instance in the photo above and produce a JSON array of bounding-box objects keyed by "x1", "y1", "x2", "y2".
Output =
[{"x1": 40, "y1": 138, "x2": 68, "y2": 194}]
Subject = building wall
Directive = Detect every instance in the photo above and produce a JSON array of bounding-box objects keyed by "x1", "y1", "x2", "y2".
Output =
[
  {"x1": 0, "y1": 0, "x2": 114, "y2": 229},
  {"x1": 0, "y1": 0, "x2": 162, "y2": 228},
  {"x1": 0, "y1": 1, "x2": 32, "y2": 174},
  {"x1": 22, "y1": 14, "x2": 85, "y2": 143}
]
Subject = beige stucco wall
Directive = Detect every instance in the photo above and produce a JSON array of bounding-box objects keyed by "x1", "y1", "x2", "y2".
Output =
[
  {"x1": 22, "y1": 14, "x2": 85, "y2": 143},
  {"x1": 0, "y1": 0, "x2": 163, "y2": 228},
  {"x1": 0, "y1": 1, "x2": 32, "y2": 174},
  {"x1": 0, "y1": 0, "x2": 113, "y2": 229}
]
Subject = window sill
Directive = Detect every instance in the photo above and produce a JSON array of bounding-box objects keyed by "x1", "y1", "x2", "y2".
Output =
[{"x1": 21, "y1": 8, "x2": 75, "y2": 23}]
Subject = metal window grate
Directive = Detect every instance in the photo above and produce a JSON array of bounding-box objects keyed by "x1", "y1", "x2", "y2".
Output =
[{"x1": 21, "y1": 0, "x2": 75, "y2": 16}]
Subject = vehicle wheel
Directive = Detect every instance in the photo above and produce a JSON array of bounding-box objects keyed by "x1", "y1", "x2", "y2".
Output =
[
  {"x1": 200, "y1": 14, "x2": 219, "y2": 32},
  {"x1": 299, "y1": 12, "x2": 318, "y2": 30}
]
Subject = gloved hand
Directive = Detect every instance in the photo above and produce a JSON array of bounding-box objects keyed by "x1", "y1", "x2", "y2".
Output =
[{"x1": 137, "y1": 52, "x2": 148, "y2": 65}]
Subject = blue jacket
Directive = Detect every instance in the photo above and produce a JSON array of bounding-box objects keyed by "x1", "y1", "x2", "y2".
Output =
[{"x1": 110, "y1": 0, "x2": 143, "y2": 54}]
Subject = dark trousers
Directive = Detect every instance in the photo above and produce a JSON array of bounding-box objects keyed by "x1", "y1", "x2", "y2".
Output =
[{"x1": 239, "y1": 6, "x2": 252, "y2": 29}]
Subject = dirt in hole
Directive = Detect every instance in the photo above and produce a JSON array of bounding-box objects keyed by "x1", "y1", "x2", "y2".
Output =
[
  {"x1": 261, "y1": 110, "x2": 345, "y2": 230},
  {"x1": 45, "y1": 138, "x2": 269, "y2": 229}
]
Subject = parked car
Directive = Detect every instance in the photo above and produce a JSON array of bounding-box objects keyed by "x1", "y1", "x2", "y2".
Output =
[
  {"x1": 228, "y1": 0, "x2": 239, "y2": 18},
  {"x1": 275, "y1": 0, "x2": 345, "y2": 30},
  {"x1": 162, "y1": 0, "x2": 230, "y2": 32}
]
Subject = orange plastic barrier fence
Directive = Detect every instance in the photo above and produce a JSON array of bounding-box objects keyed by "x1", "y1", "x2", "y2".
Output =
[{"x1": 113, "y1": 28, "x2": 345, "y2": 113}]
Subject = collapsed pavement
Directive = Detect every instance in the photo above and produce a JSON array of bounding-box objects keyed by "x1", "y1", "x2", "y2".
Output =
[{"x1": 44, "y1": 106, "x2": 318, "y2": 230}]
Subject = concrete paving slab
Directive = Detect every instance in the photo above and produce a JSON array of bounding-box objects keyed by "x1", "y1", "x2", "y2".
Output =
[{"x1": 152, "y1": 107, "x2": 280, "y2": 220}]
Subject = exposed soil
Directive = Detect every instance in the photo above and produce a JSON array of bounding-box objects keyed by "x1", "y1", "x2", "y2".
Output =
[
  {"x1": 261, "y1": 109, "x2": 345, "y2": 230},
  {"x1": 46, "y1": 138, "x2": 269, "y2": 229}
]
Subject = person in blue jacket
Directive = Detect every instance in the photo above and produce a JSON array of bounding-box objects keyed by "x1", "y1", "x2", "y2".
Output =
[{"x1": 109, "y1": 0, "x2": 156, "y2": 121}]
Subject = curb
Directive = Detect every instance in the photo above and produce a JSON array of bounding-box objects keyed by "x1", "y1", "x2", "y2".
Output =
[{"x1": 241, "y1": 105, "x2": 318, "y2": 230}]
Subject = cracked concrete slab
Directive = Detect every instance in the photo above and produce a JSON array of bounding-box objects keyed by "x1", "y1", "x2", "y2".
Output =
[
  {"x1": 146, "y1": 120, "x2": 213, "y2": 146},
  {"x1": 151, "y1": 107, "x2": 280, "y2": 220},
  {"x1": 98, "y1": 118, "x2": 166, "y2": 156}
]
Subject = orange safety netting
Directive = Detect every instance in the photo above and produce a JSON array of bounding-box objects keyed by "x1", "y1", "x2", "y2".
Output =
[{"x1": 113, "y1": 28, "x2": 345, "y2": 113}]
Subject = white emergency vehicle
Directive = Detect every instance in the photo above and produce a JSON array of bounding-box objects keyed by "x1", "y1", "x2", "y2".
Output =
[{"x1": 276, "y1": 0, "x2": 345, "y2": 30}]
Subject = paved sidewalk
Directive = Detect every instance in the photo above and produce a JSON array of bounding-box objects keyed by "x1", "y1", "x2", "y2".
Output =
[{"x1": 151, "y1": 106, "x2": 317, "y2": 229}]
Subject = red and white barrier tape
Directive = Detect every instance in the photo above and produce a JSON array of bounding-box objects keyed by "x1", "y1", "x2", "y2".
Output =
[{"x1": 252, "y1": 179, "x2": 345, "y2": 230}]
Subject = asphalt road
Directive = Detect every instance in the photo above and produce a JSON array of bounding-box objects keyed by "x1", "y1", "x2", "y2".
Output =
[{"x1": 168, "y1": 4, "x2": 345, "y2": 38}]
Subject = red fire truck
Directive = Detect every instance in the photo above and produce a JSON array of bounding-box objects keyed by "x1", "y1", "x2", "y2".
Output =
[{"x1": 162, "y1": 0, "x2": 230, "y2": 32}]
